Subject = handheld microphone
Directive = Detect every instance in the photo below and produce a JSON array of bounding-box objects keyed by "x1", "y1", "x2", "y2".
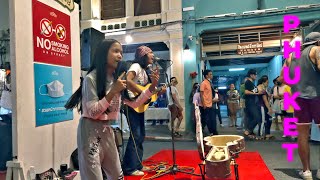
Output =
[
  {"x1": 154, "y1": 57, "x2": 171, "y2": 61},
  {"x1": 154, "y1": 57, "x2": 161, "y2": 61}
]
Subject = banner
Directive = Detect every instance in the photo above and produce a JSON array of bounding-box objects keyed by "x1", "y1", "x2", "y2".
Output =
[
  {"x1": 33, "y1": 0, "x2": 71, "y2": 67},
  {"x1": 34, "y1": 63, "x2": 73, "y2": 126},
  {"x1": 32, "y1": 0, "x2": 73, "y2": 126}
]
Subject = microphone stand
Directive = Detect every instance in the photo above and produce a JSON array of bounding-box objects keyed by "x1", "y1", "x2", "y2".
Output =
[{"x1": 153, "y1": 60, "x2": 200, "y2": 179}]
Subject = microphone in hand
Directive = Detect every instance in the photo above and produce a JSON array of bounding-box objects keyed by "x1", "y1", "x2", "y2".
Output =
[
  {"x1": 154, "y1": 57, "x2": 161, "y2": 61},
  {"x1": 154, "y1": 57, "x2": 171, "y2": 61}
]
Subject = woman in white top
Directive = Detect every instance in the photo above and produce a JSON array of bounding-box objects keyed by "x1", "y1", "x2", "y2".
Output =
[
  {"x1": 122, "y1": 45, "x2": 166, "y2": 176},
  {"x1": 227, "y1": 83, "x2": 240, "y2": 127}
]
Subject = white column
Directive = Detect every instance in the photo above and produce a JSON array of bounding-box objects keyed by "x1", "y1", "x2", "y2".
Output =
[
  {"x1": 168, "y1": 34, "x2": 185, "y2": 131},
  {"x1": 126, "y1": 0, "x2": 134, "y2": 17},
  {"x1": 161, "y1": 0, "x2": 168, "y2": 23},
  {"x1": 161, "y1": 0, "x2": 168, "y2": 12},
  {"x1": 81, "y1": 0, "x2": 93, "y2": 20},
  {"x1": 168, "y1": 0, "x2": 181, "y2": 11},
  {"x1": 169, "y1": 38, "x2": 183, "y2": 97},
  {"x1": 92, "y1": 0, "x2": 101, "y2": 19},
  {"x1": 164, "y1": 0, "x2": 181, "y2": 23}
]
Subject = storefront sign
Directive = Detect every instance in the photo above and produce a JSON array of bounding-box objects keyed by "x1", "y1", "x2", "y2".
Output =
[
  {"x1": 33, "y1": 0, "x2": 71, "y2": 67},
  {"x1": 54, "y1": 0, "x2": 75, "y2": 12},
  {"x1": 34, "y1": 63, "x2": 73, "y2": 126},
  {"x1": 237, "y1": 42, "x2": 263, "y2": 55}
]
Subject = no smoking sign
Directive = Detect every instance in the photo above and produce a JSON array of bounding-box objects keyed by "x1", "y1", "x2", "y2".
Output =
[
  {"x1": 40, "y1": 18, "x2": 53, "y2": 37},
  {"x1": 40, "y1": 18, "x2": 67, "y2": 41},
  {"x1": 33, "y1": 0, "x2": 71, "y2": 67}
]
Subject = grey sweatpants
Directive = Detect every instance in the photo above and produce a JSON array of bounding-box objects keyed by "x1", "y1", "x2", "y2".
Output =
[{"x1": 77, "y1": 117, "x2": 123, "y2": 180}]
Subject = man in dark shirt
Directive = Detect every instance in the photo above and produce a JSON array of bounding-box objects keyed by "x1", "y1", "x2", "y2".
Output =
[{"x1": 244, "y1": 69, "x2": 262, "y2": 139}]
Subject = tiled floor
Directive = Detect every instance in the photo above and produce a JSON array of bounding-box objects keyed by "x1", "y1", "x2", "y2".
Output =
[{"x1": 0, "y1": 172, "x2": 5, "y2": 180}]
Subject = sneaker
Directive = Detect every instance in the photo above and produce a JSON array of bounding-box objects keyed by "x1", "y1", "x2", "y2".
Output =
[
  {"x1": 316, "y1": 169, "x2": 320, "y2": 179},
  {"x1": 130, "y1": 170, "x2": 144, "y2": 176},
  {"x1": 282, "y1": 135, "x2": 287, "y2": 138},
  {"x1": 141, "y1": 166, "x2": 152, "y2": 171},
  {"x1": 220, "y1": 124, "x2": 224, "y2": 127},
  {"x1": 299, "y1": 170, "x2": 313, "y2": 180}
]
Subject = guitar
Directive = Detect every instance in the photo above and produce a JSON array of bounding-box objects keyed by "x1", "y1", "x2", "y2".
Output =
[{"x1": 132, "y1": 83, "x2": 165, "y2": 113}]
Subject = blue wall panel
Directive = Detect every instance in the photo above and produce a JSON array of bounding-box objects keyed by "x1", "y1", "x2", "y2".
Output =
[{"x1": 268, "y1": 55, "x2": 283, "y2": 87}]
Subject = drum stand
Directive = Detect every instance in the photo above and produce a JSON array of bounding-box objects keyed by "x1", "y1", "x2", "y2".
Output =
[
  {"x1": 231, "y1": 158, "x2": 239, "y2": 180},
  {"x1": 198, "y1": 163, "x2": 206, "y2": 180},
  {"x1": 231, "y1": 152, "x2": 240, "y2": 180}
]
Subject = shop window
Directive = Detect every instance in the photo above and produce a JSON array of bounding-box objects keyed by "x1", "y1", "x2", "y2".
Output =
[
  {"x1": 134, "y1": 0, "x2": 161, "y2": 16},
  {"x1": 101, "y1": 0, "x2": 125, "y2": 20}
]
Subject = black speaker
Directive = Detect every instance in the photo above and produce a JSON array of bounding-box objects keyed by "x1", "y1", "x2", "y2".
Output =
[{"x1": 80, "y1": 28, "x2": 105, "y2": 70}]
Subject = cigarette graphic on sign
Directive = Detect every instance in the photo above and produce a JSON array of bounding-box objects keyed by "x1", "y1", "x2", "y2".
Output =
[
  {"x1": 39, "y1": 18, "x2": 67, "y2": 41},
  {"x1": 40, "y1": 18, "x2": 53, "y2": 37}
]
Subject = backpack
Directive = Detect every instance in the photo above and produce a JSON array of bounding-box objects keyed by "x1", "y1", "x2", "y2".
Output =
[{"x1": 240, "y1": 84, "x2": 245, "y2": 99}]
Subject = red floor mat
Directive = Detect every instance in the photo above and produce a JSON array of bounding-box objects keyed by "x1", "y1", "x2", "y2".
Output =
[
  {"x1": 124, "y1": 150, "x2": 274, "y2": 180},
  {"x1": 0, "y1": 172, "x2": 6, "y2": 180}
]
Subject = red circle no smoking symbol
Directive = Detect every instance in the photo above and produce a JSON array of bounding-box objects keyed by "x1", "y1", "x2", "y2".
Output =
[
  {"x1": 40, "y1": 19, "x2": 53, "y2": 37},
  {"x1": 55, "y1": 24, "x2": 67, "y2": 41}
]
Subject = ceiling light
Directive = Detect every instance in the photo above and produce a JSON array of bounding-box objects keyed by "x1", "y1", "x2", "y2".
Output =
[
  {"x1": 125, "y1": 35, "x2": 133, "y2": 43},
  {"x1": 218, "y1": 86, "x2": 227, "y2": 90},
  {"x1": 229, "y1": 68, "x2": 245, "y2": 71}
]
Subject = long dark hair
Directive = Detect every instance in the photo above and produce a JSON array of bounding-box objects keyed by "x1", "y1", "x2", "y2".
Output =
[
  {"x1": 189, "y1": 83, "x2": 199, "y2": 103},
  {"x1": 65, "y1": 39, "x2": 120, "y2": 112},
  {"x1": 258, "y1": 75, "x2": 268, "y2": 85}
]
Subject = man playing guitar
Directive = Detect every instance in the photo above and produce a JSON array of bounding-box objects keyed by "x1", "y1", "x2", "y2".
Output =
[{"x1": 122, "y1": 46, "x2": 165, "y2": 176}]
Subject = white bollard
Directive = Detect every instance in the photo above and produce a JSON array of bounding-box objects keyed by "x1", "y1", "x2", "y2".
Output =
[{"x1": 6, "y1": 160, "x2": 25, "y2": 180}]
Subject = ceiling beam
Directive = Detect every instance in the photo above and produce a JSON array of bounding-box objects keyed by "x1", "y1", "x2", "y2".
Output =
[
  {"x1": 212, "y1": 63, "x2": 269, "y2": 70},
  {"x1": 212, "y1": 71, "x2": 250, "y2": 77},
  {"x1": 202, "y1": 39, "x2": 290, "y2": 52},
  {"x1": 202, "y1": 51, "x2": 282, "y2": 60}
]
